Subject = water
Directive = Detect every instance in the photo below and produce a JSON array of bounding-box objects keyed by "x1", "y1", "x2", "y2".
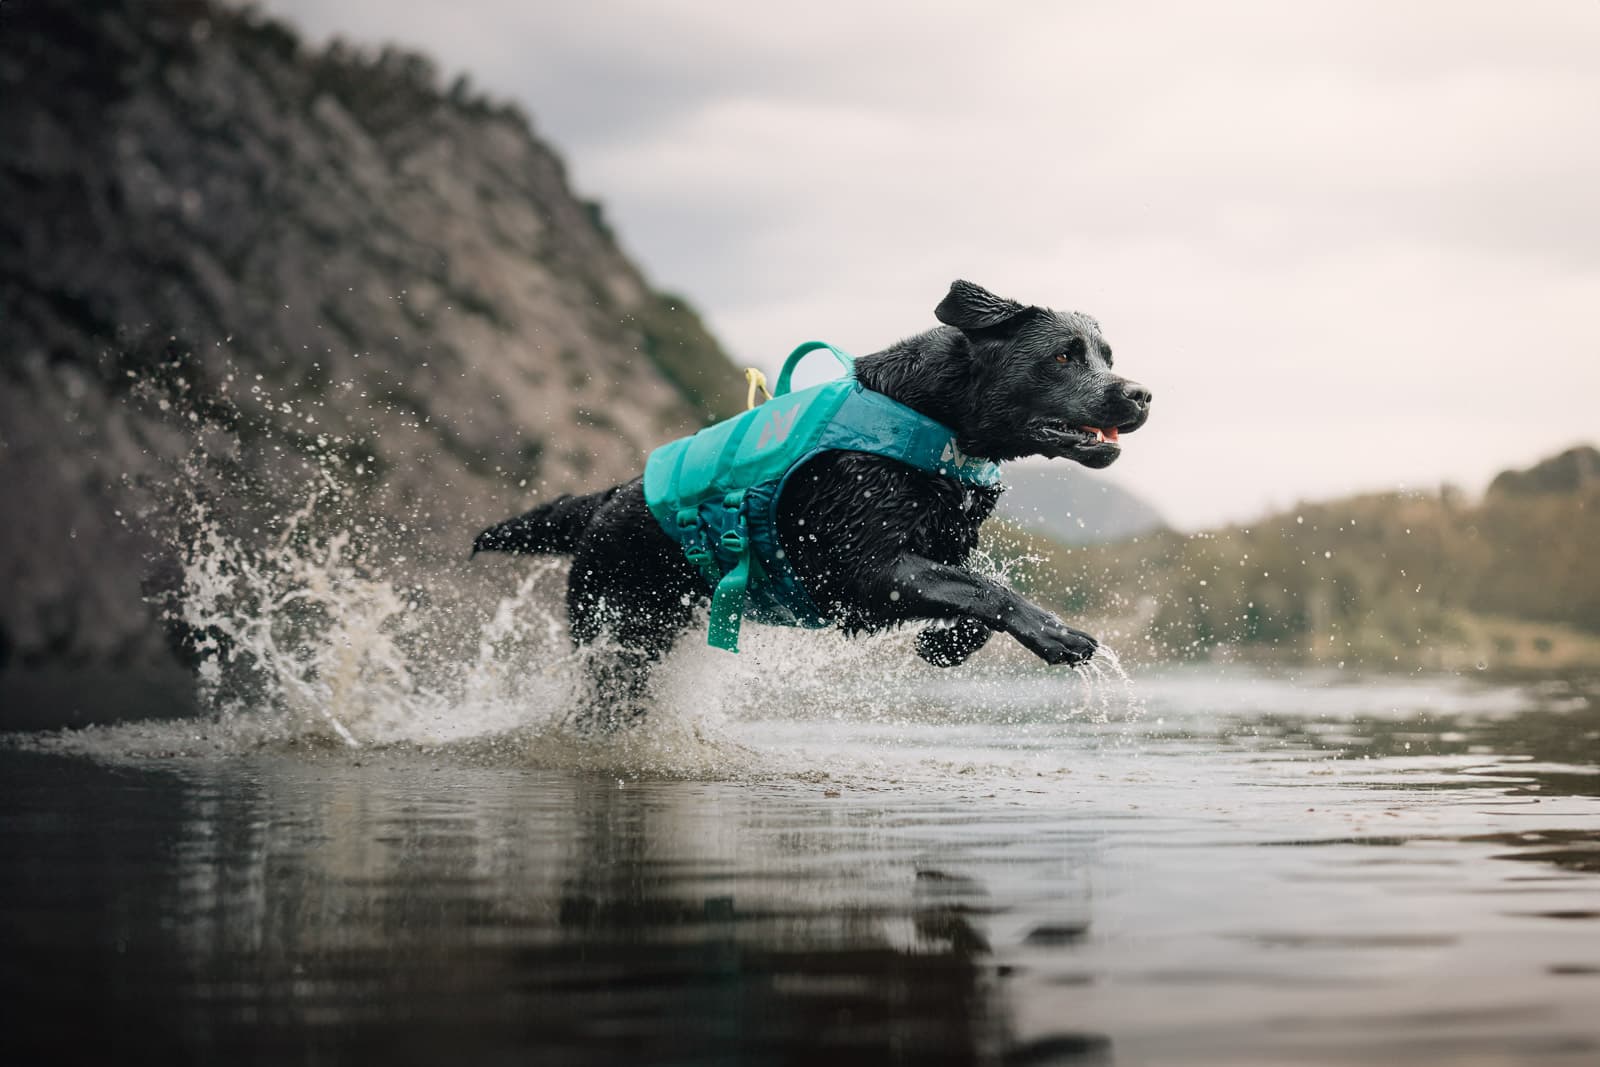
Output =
[
  {"x1": 6, "y1": 658, "x2": 1599, "y2": 1065},
  {"x1": 4, "y1": 485, "x2": 1600, "y2": 1064}
]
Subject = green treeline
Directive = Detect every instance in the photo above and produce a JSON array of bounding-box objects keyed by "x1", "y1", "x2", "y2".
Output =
[{"x1": 1003, "y1": 466, "x2": 1599, "y2": 670}]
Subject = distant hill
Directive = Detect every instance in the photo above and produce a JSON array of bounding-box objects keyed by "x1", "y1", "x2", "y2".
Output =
[
  {"x1": 1006, "y1": 443, "x2": 1600, "y2": 672},
  {"x1": 1488, "y1": 445, "x2": 1600, "y2": 496},
  {"x1": 997, "y1": 463, "x2": 1166, "y2": 545}
]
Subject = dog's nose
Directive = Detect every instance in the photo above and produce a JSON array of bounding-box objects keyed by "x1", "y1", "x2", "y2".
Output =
[{"x1": 1122, "y1": 382, "x2": 1152, "y2": 408}]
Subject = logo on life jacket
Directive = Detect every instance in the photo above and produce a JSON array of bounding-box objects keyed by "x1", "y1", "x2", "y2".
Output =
[
  {"x1": 940, "y1": 439, "x2": 974, "y2": 471},
  {"x1": 757, "y1": 404, "x2": 801, "y2": 449}
]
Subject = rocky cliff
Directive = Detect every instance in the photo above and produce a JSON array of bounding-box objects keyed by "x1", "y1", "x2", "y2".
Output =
[{"x1": 0, "y1": 0, "x2": 743, "y2": 716}]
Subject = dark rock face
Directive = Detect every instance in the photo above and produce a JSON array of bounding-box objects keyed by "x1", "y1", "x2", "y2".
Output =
[
  {"x1": 0, "y1": 0, "x2": 741, "y2": 700},
  {"x1": 1488, "y1": 445, "x2": 1600, "y2": 497}
]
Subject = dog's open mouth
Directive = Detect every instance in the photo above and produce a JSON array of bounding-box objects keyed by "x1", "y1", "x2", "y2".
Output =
[
  {"x1": 1034, "y1": 421, "x2": 1127, "y2": 467},
  {"x1": 1037, "y1": 422, "x2": 1122, "y2": 447},
  {"x1": 1081, "y1": 425, "x2": 1119, "y2": 444}
]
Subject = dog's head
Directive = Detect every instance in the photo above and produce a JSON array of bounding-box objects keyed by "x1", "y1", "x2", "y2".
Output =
[{"x1": 933, "y1": 280, "x2": 1152, "y2": 467}]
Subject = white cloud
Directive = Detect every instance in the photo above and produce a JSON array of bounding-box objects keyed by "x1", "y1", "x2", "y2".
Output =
[{"x1": 267, "y1": 0, "x2": 1600, "y2": 527}]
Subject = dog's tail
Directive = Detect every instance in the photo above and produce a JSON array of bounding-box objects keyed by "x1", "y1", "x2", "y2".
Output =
[{"x1": 471, "y1": 486, "x2": 620, "y2": 557}]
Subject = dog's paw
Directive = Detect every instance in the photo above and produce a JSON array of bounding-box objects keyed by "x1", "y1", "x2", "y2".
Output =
[
  {"x1": 1018, "y1": 617, "x2": 1098, "y2": 667},
  {"x1": 915, "y1": 618, "x2": 993, "y2": 668}
]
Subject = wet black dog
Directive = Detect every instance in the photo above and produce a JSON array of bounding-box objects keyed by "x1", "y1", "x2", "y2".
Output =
[{"x1": 473, "y1": 280, "x2": 1152, "y2": 726}]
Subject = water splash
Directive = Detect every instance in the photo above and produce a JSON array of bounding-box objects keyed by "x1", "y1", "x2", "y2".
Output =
[
  {"x1": 1075, "y1": 644, "x2": 1139, "y2": 723},
  {"x1": 15, "y1": 421, "x2": 1141, "y2": 776}
]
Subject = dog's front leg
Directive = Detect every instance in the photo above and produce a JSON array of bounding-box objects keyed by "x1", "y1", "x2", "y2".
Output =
[{"x1": 865, "y1": 554, "x2": 1097, "y2": 667}]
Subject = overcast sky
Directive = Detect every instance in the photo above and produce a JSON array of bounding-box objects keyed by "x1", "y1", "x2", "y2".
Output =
[{"x1": 265, "y1": 0, "x2": 1599, "y2": 528}]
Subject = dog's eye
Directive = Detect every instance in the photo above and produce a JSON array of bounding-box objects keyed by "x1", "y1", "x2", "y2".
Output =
[{"x1": 1055, "y1": 338, "x2": 1087, "y2": 364}]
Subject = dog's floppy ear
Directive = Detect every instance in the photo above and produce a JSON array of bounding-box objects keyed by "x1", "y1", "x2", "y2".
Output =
[{"x1": 934, "y1": 280, "x2": 1036, "y2": 334}]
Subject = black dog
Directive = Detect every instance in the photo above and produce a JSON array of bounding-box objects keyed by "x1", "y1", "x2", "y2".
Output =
[{"x1": 473, "y1": 280, "x2": 1152, "y2": 727}]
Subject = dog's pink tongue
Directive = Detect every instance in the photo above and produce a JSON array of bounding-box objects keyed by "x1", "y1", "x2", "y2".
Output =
[{"x1": 1105, "y1": 426, "x2": 1119, "y2": 443}]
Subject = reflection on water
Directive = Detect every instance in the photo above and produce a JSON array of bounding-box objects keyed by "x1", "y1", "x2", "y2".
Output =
[
  {"x1": 1, "y1": 757, "x2": 1040, "y2": 1065},
  {"x1": 4, "y1": 667, "x2": 1600, "y2": 1065}
]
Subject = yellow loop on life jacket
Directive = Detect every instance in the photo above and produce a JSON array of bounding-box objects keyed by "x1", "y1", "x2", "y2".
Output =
[{"x1": 744, "y1": 367, "x2": 772, "y2": 410}]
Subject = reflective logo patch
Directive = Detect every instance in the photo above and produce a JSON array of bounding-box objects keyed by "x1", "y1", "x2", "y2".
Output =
[
  {"x1": 757, "y1": 404, "x2": 801, "y2": 449},
  {"x1": 940, "y1": 439, "x2": 972, "y2": 470}
]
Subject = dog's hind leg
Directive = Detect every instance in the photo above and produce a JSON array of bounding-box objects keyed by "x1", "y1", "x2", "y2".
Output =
[
  {"x1": 571, "y1": 643, "x2": 663, "y2": 733},
  {"x1": 567, "y1": 594, "x2": 696, "y2": 733},
  {"x1": 563, "y1": 483, "x2": 702, "y2": 732}
]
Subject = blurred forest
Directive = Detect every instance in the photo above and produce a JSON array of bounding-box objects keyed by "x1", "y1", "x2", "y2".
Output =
[{"x1": 1007, "y1": 445, "x2": 1600, "y2": 672}]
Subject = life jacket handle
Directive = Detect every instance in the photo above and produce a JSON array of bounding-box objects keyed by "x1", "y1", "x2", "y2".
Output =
[{"x1": 772, "y1": 341, "x2": 856, "y2": 398}]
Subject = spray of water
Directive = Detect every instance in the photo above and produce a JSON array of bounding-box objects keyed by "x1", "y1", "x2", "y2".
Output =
[{"x1": 15, "y1": 390, "x2": 1141, "y2": 777}]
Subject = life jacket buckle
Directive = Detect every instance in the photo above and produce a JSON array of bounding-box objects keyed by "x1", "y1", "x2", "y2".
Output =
[
  {"x1": 718, "y1": 492, "x2": 750, "y2": 557},
  {"x1": 674, "y1": 507, "x2": 713, "y2": 566}
]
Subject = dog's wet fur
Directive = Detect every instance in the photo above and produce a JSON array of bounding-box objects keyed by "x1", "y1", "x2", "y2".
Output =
[{"x1": 473, "y1": 281, "x2": 1152, "y2": 729}]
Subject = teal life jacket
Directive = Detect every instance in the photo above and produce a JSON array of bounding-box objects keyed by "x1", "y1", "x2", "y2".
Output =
[{"x1": 643, "y1": 341, "x2": 1002, "y2": 653}]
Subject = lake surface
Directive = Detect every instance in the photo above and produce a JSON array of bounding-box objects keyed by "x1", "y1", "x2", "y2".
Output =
[{"x1": 4, "y1": 662, "x2": 1600, "y2": 1066}]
